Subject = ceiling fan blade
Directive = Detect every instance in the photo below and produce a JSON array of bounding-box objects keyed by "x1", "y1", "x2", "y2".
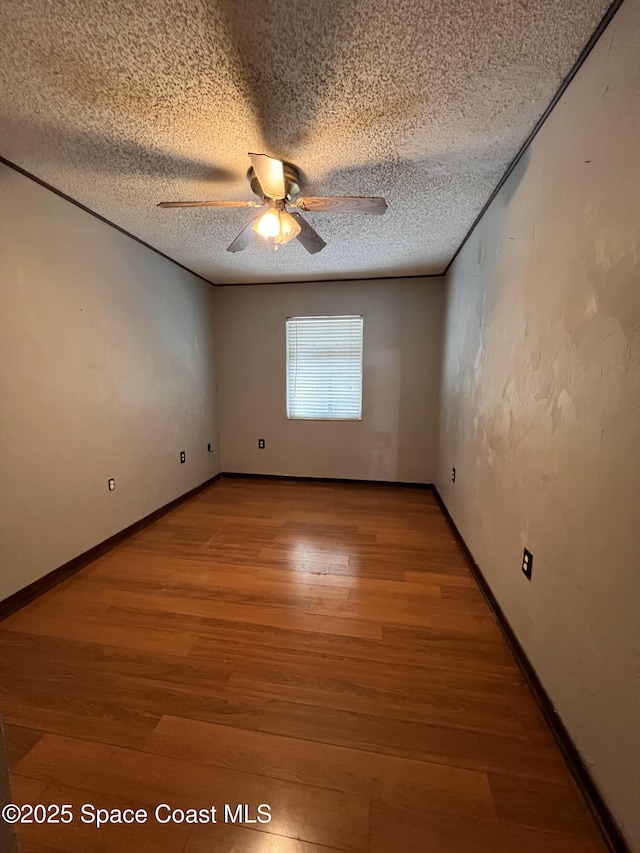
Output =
[
  {"x1": 296, "y1": 196, "x2": 387, "y2": 215},
  {"x1": 290, "y1": 213, "x2": 327, "y2": 255},
  {"x1": 157, "y1": 200, "x2": 260, "y2": 208},
  {"x1": 248, "y1": 153, "x2": 286, "y2": 199},
  {"x1": 227, "y1": 204, "x2": 268, "y2": 252},
  {"x1": 226, "y1": 216, "x2": 263, "y2": 253}
]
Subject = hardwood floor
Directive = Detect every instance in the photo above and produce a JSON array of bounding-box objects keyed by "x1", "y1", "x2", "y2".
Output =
[{"x1": 0, "y1": 478, "x2": 606, "y2": 852}]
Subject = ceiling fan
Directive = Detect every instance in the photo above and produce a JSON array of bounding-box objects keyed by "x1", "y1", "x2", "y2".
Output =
[{"x1": 157, "y1": 153, "x2": 387, "y2": 255}]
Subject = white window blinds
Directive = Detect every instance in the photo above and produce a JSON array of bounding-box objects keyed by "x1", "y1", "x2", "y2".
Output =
[{"x1": 286, "y1": 315, "x2": 363, "y2": 420}]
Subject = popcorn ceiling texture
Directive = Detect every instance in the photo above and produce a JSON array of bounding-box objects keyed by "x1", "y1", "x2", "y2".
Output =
[{"x1": 0, "y1": 0, "x2": 612, "y2": 284}]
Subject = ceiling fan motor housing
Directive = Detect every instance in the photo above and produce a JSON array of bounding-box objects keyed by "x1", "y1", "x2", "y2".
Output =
[{"x1": 247, "y1": 161, "x2": 300, "y2": 202}]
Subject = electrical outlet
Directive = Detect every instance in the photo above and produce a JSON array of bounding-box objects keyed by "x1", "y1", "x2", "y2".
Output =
[
  {"x1": 108, "y1": 478, "x2": 115, "y2": 491},
  {"x1": 452, "y1": 467, "x2": 456, "y2": 483},
  {"x1": 522, "y1": 548, "x2": 533, "y2": 580},
  {"x1": 180, "y1": 451, "x2": 186, "y2": 463},
  {"x1": 258, "y1": 439, "x2": 265, "y2": 449}
]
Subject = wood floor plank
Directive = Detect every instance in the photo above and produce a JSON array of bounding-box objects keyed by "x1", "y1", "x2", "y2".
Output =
[
  {"x1": 259, "y1": 700, "x2": 569, "y2": 780},
  {"x1": 184, "y1": 822, "x2": 360, "y2": 852},
  {"x1": 487, "y1": 772, "x2": 604, "y2": 839},
  {"x1": 307, "y1": 631, "x2": 516, "y2": 675},
  {"x1": 14, "y1": 841, "x2": 63, "y2": 853},
  {"x1": 369, "y1": 803, "x2": 606, "y2": 853},
  {"x1": 0, "y1": 478, "x2": 606, "y2": 852},
  {"x1": 1, "y1": 723, "x2": 44, "y2": 770},
  {"x1": 224, "y1": 659, "x2": 534, "y2": 736},
  {"x1": 0, "y1": 607, "x2": 196, "y2": 656},
  {"x1": 16, "y1": 735, "x2": 370, "y2": 852},
  {"x1": 0, "y1": 628, "x2": 233, "y2": 688},
  {"x1": 6, "y1": 774, "x2": 48, "y2": 804},
  {"x1": 147, "y1": 715, "x2": 496, "y2": 819},
  {"x1": 12, "y1": 782, "x2": 191, "y2": 853},
  {"x1": 109, "y1": 605, "x2": 317, "y2": 652},
  {"x1": 4, "y1": 674, "x2": 266, "y2": 736},
  {"x1": 1, "y1": 692, "x2": 160, "y2": 751},
  {"x1": 328, "y1": 561, "x2": 406, "y2": 581},
  {"x1": 310, "y1": 595, "x2": 500, "y2": 637},
  {"x1": 93, "y1": 586, "x2": 382, "y2": 639},
  {"x1": 78, "y1": 561, "x2": 351, "y2": 604},
  {"x1": 187, "y1": 630, "x2": 521, "y2": 687}
]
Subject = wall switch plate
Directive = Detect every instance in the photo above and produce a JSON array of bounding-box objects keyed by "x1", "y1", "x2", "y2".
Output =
[
  {"x1": 452, "y1": 467, "x2": 456, "y2": 483},
  {"x1": 108, "y1": 478, "x2": 115, "y2": 491},
  {"x1": 180, "y1": 451, "x2": 186, "y2": 463},
  {"x1": 258, "y1": 439, "x2": 265, "y2": 449},
  {"x1": 522, "y1": 548, "x2": 533, "y2": 580}
]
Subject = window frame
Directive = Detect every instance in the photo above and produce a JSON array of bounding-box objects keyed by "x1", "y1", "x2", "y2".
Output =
[{"x1": 285, "y1": 314, "x2": 364, "y2": 421}]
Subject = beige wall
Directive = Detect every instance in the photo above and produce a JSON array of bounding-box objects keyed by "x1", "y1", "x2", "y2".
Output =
[
  {"x1": 436, "y1": 0, "x2": 640, "y2": 847},
  {"x1": 215, "y1": 278, "x2": 444, "y2": 483},
  {"x1": 0, "y1": 163, "x2": 220, "y2": 603}
]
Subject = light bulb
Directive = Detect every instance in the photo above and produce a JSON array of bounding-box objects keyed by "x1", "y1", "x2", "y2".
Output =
[
  {"x1": 278, "y1": 211, "x2": 301, "y2": 245},
  {"x1": 253, "y1": 209, "x2": 280, "y2": 239}
]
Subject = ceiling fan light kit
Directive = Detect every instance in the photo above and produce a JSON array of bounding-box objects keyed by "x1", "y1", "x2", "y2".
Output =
[
  {"x1": 254, "y1": 207, "x2": 281, "y2": 239},
  {"x1": 157, "y1": 153, "x2": 387, "y2": 256},
  {"x1": 252, "y1": 205, "x2": 301, "y2": 248}
]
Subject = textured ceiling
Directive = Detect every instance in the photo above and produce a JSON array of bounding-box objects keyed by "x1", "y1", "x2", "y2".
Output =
[{"x1": 0, "y1": 0, "x2": 612, "y2": 284}]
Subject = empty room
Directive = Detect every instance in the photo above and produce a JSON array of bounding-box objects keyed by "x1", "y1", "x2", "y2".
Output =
[{"x1": 1, "y1": 1, "x2": 638, "y2": 852}]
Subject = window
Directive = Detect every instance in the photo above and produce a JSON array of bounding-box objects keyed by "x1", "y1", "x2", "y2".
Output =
[{"x1": 286, "y1": 315, "x2": 363, "y2": 420}]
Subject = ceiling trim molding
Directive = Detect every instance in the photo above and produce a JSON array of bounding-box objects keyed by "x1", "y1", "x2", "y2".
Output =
[
  {"x1": 214, "y1": 273, "x2": 445, "y2": 287},
  {"x1": 443, "y1": 0, "x2": 625, "y2": 276},
  {"x1": 0, "y1": 154, "x2": 220, "y2": 288}
]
